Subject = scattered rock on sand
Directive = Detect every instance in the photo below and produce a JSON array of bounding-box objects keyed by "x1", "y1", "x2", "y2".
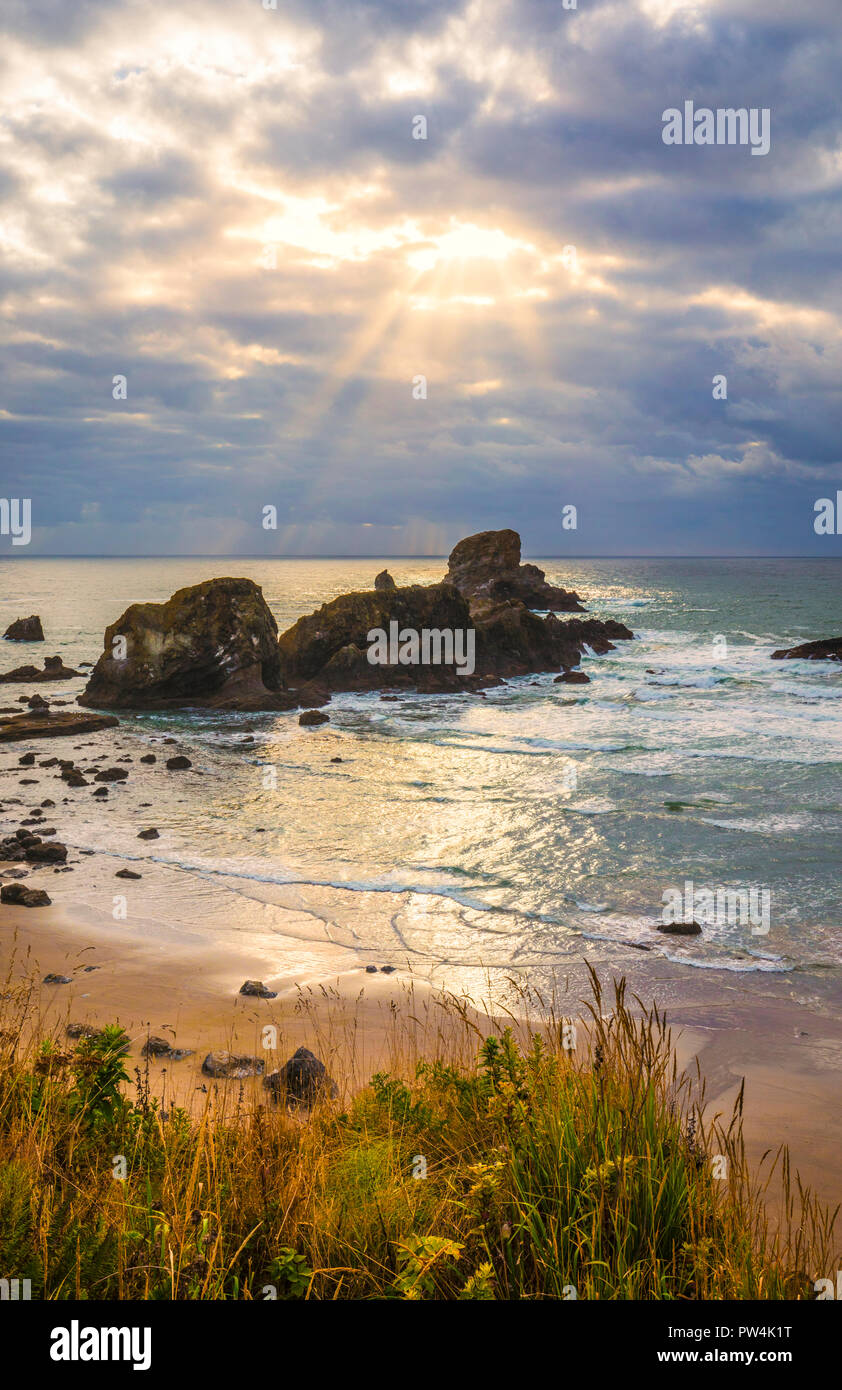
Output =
[
  {"x1": 94, "y1": 767, "x2": 129, "y2": 782},
  {"x1": 18, "y1": 752, "x2": 36, "y2": 766},
  {"x1": 43, "y1": 973, "x2": 71, "y2": 985},
  {"x1": 140, "y1": 753, "x2": 156, "y2": 763},
  {"x1": 657, "y1": 920, "x2": 703, "y2": 936},
  {"x1": 25, "y1": 840, "x2": 68, "y2": 864},
  {"x1": 66, "y1": 1023, "x2": 101, "y2": 1040},
  {"x1": 165, "y1": 755, "x2": 192, "y2": 770},
  {"x1": 239, "y1": 979, "x2": 277, "y2": 998},
  {"x1": 263, "y1": 1047, "x2": 338, "y2": 1106},
  {"x1": 3, "y1": 615, "x2": 45, "y2": 642},
  {"x1": 115, "y1": 868, "x2": 141, "y2": 879},
  {"x1": 1, "y1": 883, "x2": 51, "y2": 906},
  {"x1": 142, "y1": 1036, "x2": 193, "y2": 1060},
  {"x1": 201, "y1": 1051, "x2": 264, "y2": 1079},
  {"x1": 137, "y1": 828, "x2": 159, "y2": 840}
]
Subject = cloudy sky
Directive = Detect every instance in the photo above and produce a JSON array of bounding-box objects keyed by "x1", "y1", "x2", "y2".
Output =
[{"x1": 1, "y1": 0, "x2": 841, "y2": 556}]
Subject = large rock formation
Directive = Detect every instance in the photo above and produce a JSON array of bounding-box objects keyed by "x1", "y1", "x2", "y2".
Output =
[
  {"x1": 277, "y1": 583, "x2": 483, "y2": 694},
  {"x1": 76, "y1": 532, "x2": 634, "y2": 710},
  {"x1": 445, "y1": 529, "x2": 585, "y2": 612},
  {"x1": 276, "y1": 569, "x2": 632, "y2": 696},
  {"x1": 3, "y1": 615, "x2": 44, "y2": 641},
  {"x1": 771, "y1": 637, "x2": 842, "y2": 662},
  {"x1": 79, "y1": 577, "x2": 292, "y2": 711},
  {"x1": 0, "y1": 655, "x2": 80, "y2": 683}
]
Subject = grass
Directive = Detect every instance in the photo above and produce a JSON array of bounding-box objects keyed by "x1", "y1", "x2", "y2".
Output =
[{"x1": 0, "y1": 964, "x2": 836, "y2": 1300}]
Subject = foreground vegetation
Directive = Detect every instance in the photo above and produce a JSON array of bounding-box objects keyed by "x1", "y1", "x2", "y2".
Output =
[{"x1": 0, "y1": 968, "x2": 836, "y2": 1299}]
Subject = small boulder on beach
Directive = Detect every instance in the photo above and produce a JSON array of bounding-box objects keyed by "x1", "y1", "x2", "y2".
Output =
[
  {"x1": 137, "y1": 828, "x2": 159, "y2": 840},
  {"x1": 657, "y1": 920, "x2": 703, "y2": 936},
  {"x1": 165, "y1": 755, "x2": 192, "y2": 770},
  {"x1": 94, "y1": 767, "x2": 129, "y2": 782},
  {"x1": 142, "y1": 1036, "x2": 193, "y2": 1061},
  {"x1": 201, "y1": 1051, "x2": 264, "y2": 1079},
  {"x1": 115, "y1": 868, "x2": 141, "y2": 879},
  {"x1": 263, "y1": 1047, "x2": 338, "y2": 1107},
  {"x1": 239, "y1": 979, "x2": 277, "y2": 998},
  {"x1": 1, "y1": 883, "x2": 51, "y2": 906}
]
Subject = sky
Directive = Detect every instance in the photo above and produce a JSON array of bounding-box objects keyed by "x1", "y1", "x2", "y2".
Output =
[{"x1": 1, "y1": 0, "x2": 841, "y2": 557}]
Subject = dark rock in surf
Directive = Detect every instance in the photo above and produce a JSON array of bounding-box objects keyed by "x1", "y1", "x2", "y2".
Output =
[
  {"x1": 0, "y1": 711, "x2": 118, "y2": 743},
  {"x1": 374, "y1": 570, "x2": 396, "y2": 591},
  {"x1": 3, "y1": 615, "x2": 44, "y2": 642},
  {"x1": 0, "y1": 655, "x2": 81, "y2": 683},
  {"x1": 299, "y1": 709, "x2": 329, "y2": 726},
  {"x1": 771, "y1": 637, "x2": 842, "y2": 662}
]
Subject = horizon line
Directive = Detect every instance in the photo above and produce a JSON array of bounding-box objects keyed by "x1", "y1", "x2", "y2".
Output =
[{"x1": 2, "y1": 553, "x2": 842, "y2": 562}]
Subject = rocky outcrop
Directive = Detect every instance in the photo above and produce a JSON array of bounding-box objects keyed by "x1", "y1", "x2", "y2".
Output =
[
  {"x1": 445, "y1": 529, "x2": 585, "y2": 612},
  {"x1": 79, "y1": 577, "x2": 292, "y2": 711},
  {"x1": 771, "y1": 637, "x2": 842, "y2": 662},
  {"x1": 3, "y1": 616, "x2": 44, "y2": 641},
  {"x1": 0, "y1": 655, "x2": 81, "y2": 683},
  {"x1": 277, "y1": 583, "x2": 479, "y2": 694},
  {"x1": 275, "y1": 538, "x2": 633, "y2": 696},
  {"x1": 374, "y1": 569, "x2": 396, "y2": 591},
  {"x1": 0, "y1": 710, "x2": 119, "y2": 742}
]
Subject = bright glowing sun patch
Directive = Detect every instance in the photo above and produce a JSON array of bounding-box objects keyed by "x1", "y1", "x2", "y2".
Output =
[{"x1": 407, "y1": 222, "x2": 532, "y2": 272}]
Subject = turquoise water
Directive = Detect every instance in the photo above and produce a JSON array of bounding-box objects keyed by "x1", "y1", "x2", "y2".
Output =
[{"x1": 1, "y1": 556, "x2": 840, "y2": 998}]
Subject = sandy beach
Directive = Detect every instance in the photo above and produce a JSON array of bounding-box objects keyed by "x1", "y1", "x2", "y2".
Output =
[{"x1": 3, "y1": 884, "x2": 841, "y2": 1214}]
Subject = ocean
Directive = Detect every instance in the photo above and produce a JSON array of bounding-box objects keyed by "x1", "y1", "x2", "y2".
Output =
[{"x1": 2, "y1": 555, "x2": 841, "y2": 1011}]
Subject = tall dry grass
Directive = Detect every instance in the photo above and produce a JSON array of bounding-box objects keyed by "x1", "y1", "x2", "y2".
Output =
[{"x1": 0, "y1": 962, "x2": 836, "y2": 1300}]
